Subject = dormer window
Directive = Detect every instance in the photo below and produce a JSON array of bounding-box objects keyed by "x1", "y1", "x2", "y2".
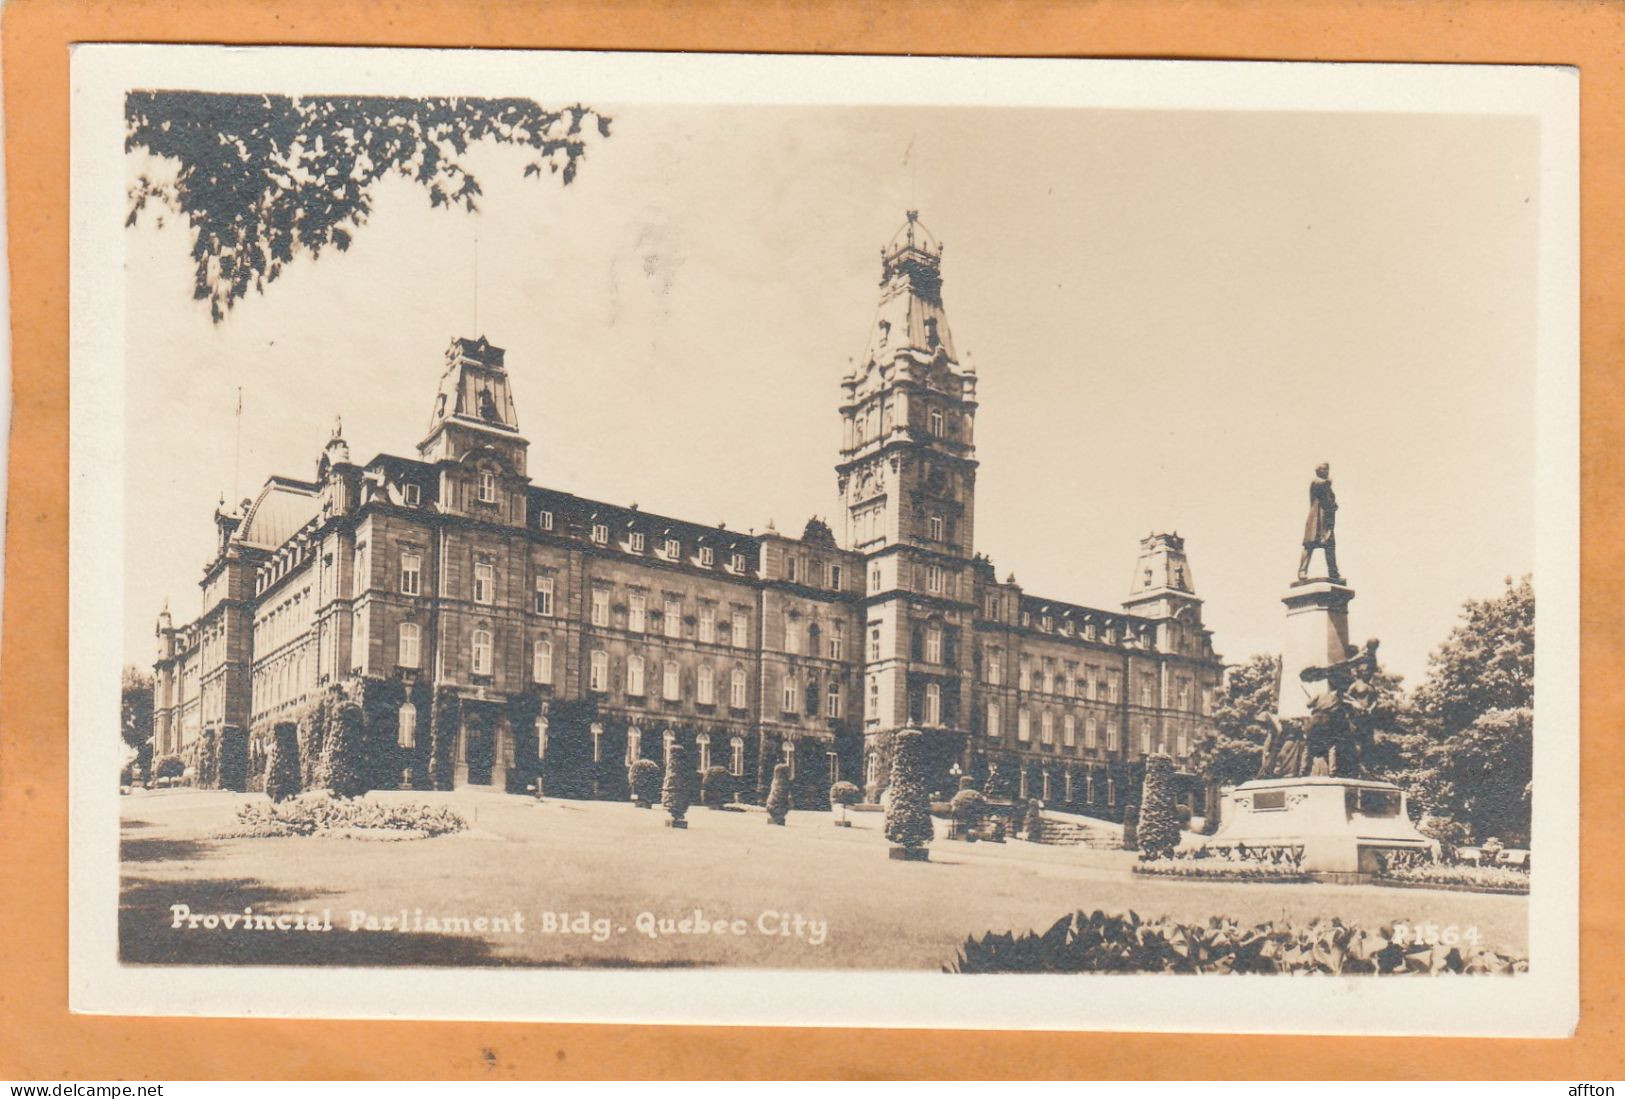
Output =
[
  {"x1": 629, "y1": 531, "x2": 646, "y2": 554},
  {"x1": 404, "y1": 483, "x2": 421, "y2": 507},
  {"x1": 478, "y1": 471, "x2": 496, "y2": 504},
  {"x1": 700, "y1": 546, "x2": 715, "y2": 567},
  {"x1": 730, "y1": 551, "x2": 747, "y2": 573},
  {"x1": 664, "y1": 537, "x2": 681, "y2": 560},
  {"x1": 539, "y1": 510, "x2": 554, "y2": 531},
  {"x1": 591, "y1": 523, "x2": 609, "y2": 545}
]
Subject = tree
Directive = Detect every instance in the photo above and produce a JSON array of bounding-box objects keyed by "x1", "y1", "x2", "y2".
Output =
[
  {"x1": 125, "y1": 92, "x2": 611, "y2": 321},
  {"x1": 120, "y1": 666, "x2": 155, "y2": 782},
  {"x1": 1187, "y1": 653, "x2": 1276, "y2": 827},
  {"x1": 765, "y1": 763, "x2": 793, "y2": 825},
  {"x1": 829, "y1": 780, "x2": 861, "y2": 826},
  {"x1": 1409, "y1": 577, "x2": 1535, "y2": 844},
  {"x1": 661, "y1": 744, "x2": 692, "y2": 826},
  {"x1": 883, "y1": 729, "x2": 933, "y2": 854},
  {"x1": 629, "y1": 759, "x2": 661, "y2": 807},
  {"x1": 702, "y1": 766, "x2": 734, "y2": 809},
  {"x1": 1137, "y1": 755, "x2": 1181, "y2": 860}
]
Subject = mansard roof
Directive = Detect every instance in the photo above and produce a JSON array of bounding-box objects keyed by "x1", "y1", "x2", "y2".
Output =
[{"x1": 234, "y1": 477, "x2": 319, "y2": 550}]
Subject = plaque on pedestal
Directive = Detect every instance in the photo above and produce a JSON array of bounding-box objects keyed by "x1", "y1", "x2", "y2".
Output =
[{"x1": 1197, "y1": 776, "x2": 1438, "y2": 880}]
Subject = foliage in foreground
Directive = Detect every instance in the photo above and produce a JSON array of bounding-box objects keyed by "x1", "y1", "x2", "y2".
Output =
[
  {"x1": 946, "y1": 910, "x2": 1527, "y2": 975},
  {"x1": 220, "y1": 793, "x2": 468, "y2": 838}
]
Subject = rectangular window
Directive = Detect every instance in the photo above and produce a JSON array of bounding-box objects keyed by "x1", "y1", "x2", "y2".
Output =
[
  {"x1": 786, "y1": 556, "x2": 799, "y2": 583},
  {"x1": 730, "y1": 551, "x2": 747, "y2": 573},
  {"x1": 471, "y1": 629, "x2": 492, "y2": 676},
  {"x1": 591, "y1": 523, "x2": 609, "y2": 545},
  {"x1": 1018, "y1": 708, "x2": 1031, "y2": 743},
  {"x1": 664, "y1": 537, "x2": 681, "y2": 560},
  {"x1": 782, "y1": 674, "x2": 798, "y2": 713},
  {"x1": 664, "y1": 596, "x2": 682, "y2": 639},
  {"x1": 1140, "y1": 722, "x2": 1153, "y2": 754},
  {"x1": 1108, "y1": 718, "x2": 1121, "y2": 751},
  {"x1": 829, "y1": 564, "x2": 843, "y2": 590},
  {"x1": 1043, "y1": 658, "x2": 1056, "y2": 693},
  {"x1": 731, "y1": 611, "x2": 748, "y2": 648},
  {"x1": 925, "y1": 683, "x2": 941, "y2": 725},
  {"x1": 473, "y1": 562, "x2": 494, "y2": 605},
  {"x1": 398, "y1": 622, "x2": 420, "y2": 669},
  {"x1": 400, "y1": 552, "x2": 421, "y2": 596},
  {"x1": 826, "y1": 681, "x2": 842, "y2": 718},
  {"x1": 534, "y1": 575, "x2": 554, "y2": 616},
  {"x1": 925, "y1": 626, "x2": 942, "y2": 664},
  {"x1": 700, "y1": 545, "x2": 715, "y2": 566},
  {"x1": 533, "y1": 639, "x2": 553, "y2": 684},
  {"x1": 629, "y1": 591, "x2": 646, "y2": 633},
  {"x1": 539, "y1": 509, "x2": 554, "y2": 531},
  {"x1": 1041, "y1": 710, "x2": 1055, "y2": 745},
  {"x1": 1064, "y1": 713, "x2": 1077, "y2": 747},
  {"x1": 699, "y1": 605, "x2": 716, "y2": 643},
  {"x1": 1019, "y1": 660, "x2": 1031, "y2": 691},
  {"x1": 478, "y1": 471, "x2": 496, "y2": 503},
  {"x1": 870, "y1": 566, "x2": 882, "y2": 593},
  {"x1": 987, "y1": 647, "x2": 1002, "y2": 685},
  {"x1": 730, "y1": 738, "x2": 745, "y2": 776},
  {"x1": 589, "y1": 650, "x2": 607, "y2": 692},
  {"x1": 731, "y1": 668, "x2": 747, "y2": 708},
  {"x1": 352, "y1": 542, "x2": 369, "y2": 593},
  {"x1": 404, "y1": 483, "x2": 421, "y2": 507},
  {"x1": 1108, "y1": 672, "x2": 1121, "y2": 704},
  {"x1": 985, "y1": 592, "x2": 999, "y2": 620},
  {"x1": 627, "y1": 654, "x2": 645, "y2": 696},
  {"x1": 928, "y1": 514, "x2": 943, "y2": 541},
  {"x1": 663, "y1": 661, "x2": 680, "y2": 701},
  {"x1": 1142, "y1": 679, "x2": 1155, "y2": 706},
  {"x1": 785, "y1": 615, "x2": 800, "y2": 655},
  {"x1": 829, "y1": 621, "x2": 845, "y2": 660},
  {"x1": 697, "y1": 666, "x2": 714, "y2": 705},
  {"x1": 926, "y1": 565, "x2": 944, "y2": 594},
  {"x1": 987, "y1": 700, "x2": 1002, "y2": 738},
  {"x1": 1086, "y1": 716, "x2": 1098, "y2": 748},
  {"x1": 629, "y1": 531, "x2": 646, "y2": 553},
  {"x1": 869, "y1": 626, "x2": 882, "y2": 661},
  {"x1": 590, "y1": 588, "x2": 609, "y2": 627}
]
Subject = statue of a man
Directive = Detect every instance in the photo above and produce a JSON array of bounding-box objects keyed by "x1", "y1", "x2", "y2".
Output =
[{"x1": 1297, "y1": 462, "x2": 1342, "y2": 582}]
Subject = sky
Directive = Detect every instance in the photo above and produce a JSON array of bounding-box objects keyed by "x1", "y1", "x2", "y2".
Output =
[{"x1": 123, "y1": 103, "x2": 1540, "y2": 686}]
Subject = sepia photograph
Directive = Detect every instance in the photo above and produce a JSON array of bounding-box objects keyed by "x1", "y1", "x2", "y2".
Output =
[{"x1": 68, "y1": 46, "x2": 1578, "y2": 1034}]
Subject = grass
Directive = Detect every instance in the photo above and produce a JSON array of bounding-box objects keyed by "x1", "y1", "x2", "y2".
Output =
[{"x1": 120, "y1": 787, "x2": 1529, "y2": 970}]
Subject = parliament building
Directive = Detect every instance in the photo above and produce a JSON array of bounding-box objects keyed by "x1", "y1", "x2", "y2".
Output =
[{"x1": 151, "y1": 214, "x2": 1225, "y2": 815}]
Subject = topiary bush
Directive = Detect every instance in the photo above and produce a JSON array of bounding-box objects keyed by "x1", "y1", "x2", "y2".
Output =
[
  {"x1": 946, "y1": 909, "x2": 1528, "y2": 975},
  {"x1": 1122, "y1": 802, "x2": 1139, "y2": 851},
  {"x1": 324, "y1": 701, "x2": 370, "y2": 799},
  {"x1": 702, "y1": 766, "x2": 734, "y2": 809},
  {"x1": 884, "y1": 729, "x2": 933, "y2": 853},
  {"x1": 1137, "y1": 754, "x2": 1181, "y2": 860},
  {"x1": 264, "y1": 723, "x2": 302, "y2": 803},
  {"x1": 949, "y1": 788, "x2": 988, "y2": 839},
  {"x1": 154, "y1": 755, "x2": 184, "y2": 781},
  {"x1": 1023, "y1": 798, "x2": 1045, "y2": 841},
  {"x1": 830, "y1": 780, "x2": 860, "y2": 826},
  {"x1": 198, "y1": 728, "x2": 220, "y2": 788},
  {"x1": 629, "y1": 758, "x2": 661, "y2": 806},
  {"x1": 661, "y1": 745, "x2": 692, "y2": 825},
  {"x1": 765, "y1": 763, "x2": 792, "y2": 825}
]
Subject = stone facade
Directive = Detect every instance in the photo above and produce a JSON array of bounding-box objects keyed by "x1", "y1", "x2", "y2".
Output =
[{"x1": 152, "y1": 214, "x2": 1225, "y2": 815}]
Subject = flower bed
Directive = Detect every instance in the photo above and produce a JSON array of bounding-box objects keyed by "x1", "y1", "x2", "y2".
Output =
[
  {"x1": 947, "y1": 909, "x2": 1527, "y2": 975},
  {"x1": 1133, "y1": 844, "x2": 1306, "y2": 882},
  {"x1": 1378, "y1": 862, "x2": 1530, "y2": 894},
  {"x1": 219, "y1": 793, "x2": 468, "y2": 839}
]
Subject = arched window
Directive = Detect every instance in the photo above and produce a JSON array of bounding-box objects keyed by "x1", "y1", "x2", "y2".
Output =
[
  {"x1": 626, "y1": 725, "x2": 642, "y2": 765},
  {"x1": 697, "y1": 664, "x2": 715, "y2": 705},
  {"x1": 782, "y1": 737, "x2": 797, "y2": 779},
  {"x1": 471, "y1": 629, "x2": 492, "y2": 676},
  {"x1": 533, "y1": 639, "x2": 553, "y2": 684},
  {"x1": 729, "y1": 736, "x2": 745, "y2": 777},
  {"x1": 826, "y1": 680, "x2": 842, "y2": 719},
  {"x1": 662, "y1": 660, "x2": 680, "y2": 701},
  {"x1": 696, "y1": 733, "x2": 712, "y2": 773},
  {"x1": 1041, "y1": 710, "x2": 1055, "y2": 745},
  {"x1": 397, "y1": 702, "x2": 417, "y2": 749},
  {"x1": 730, "y1": 667, "x2": 747, "y2": 708},
  {"x1": 627, "y1": 653, "x2": 645, "y2": 696},
  {"x1": 589, "y1": 650, "x2": 608, "y2": 692}
]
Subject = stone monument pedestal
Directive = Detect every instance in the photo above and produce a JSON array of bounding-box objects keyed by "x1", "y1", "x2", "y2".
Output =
[
  {"x1": 1192, "y1": 776, "x2": 1438, "y2": 881},
  {"x1": 1280, "y1": 578, "x2": 1355, "y2": 719}
]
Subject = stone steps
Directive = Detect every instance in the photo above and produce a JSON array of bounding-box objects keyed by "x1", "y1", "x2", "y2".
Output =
[{"x1": 1032, "y1": 817, "x2": 1115, "y2": 848}]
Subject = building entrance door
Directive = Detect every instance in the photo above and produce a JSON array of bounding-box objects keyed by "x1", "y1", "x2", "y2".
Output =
[{"x1": 462, "y1": 706, "x2": 496, "y2": 786}]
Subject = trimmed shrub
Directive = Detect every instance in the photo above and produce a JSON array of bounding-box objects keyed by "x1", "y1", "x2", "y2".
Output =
[
  {"x1": 154, "y1": 755, "x2": 184, "y2": 781},
  {"x1": 629, "y1": 758, "x2": 662, "y2": 805},
  {"x1": 830, "y1": 780, "x2": 861, "y2": 825},
  {"x1": 221, "y1": 793, "x2": 467, "y2": 839},
  {"x1": 1137, "y1": 755, "x2": 1180, "y2": 860},
  {"x1": 264, "y1": 724, "x2": 302, "y2": 803},
  {"x1": 297, "y1": 699, "x2": 329, "y2": 791},
  {"x1": 946, "y1": 909, "x2": 1527, "y2": 975},
  {"x1": 1122, "y1": 803, "x2": 1139, "y2": 851},
  {"x1": 702, "y1": 766, "x2": 734, "y2": 809},
  {"x1": 949, "y1": 789, "x2": 988, "y2": 837},
  {"x1": 198, "y1": 728, "x2": 220, "y2": 788},
  {"x1": 218, "y1": 727, "x2": 249, "y2": 792},
  {"x1": 1022, "y1": 798, "x2": 1044, "y2": 840},
  {"x1": 765, "y1": 763, "x2": 792, "y2": 824},
  {"x1": 324, "y1": 701, "x2": 370, "y2": 799},
  {"x1": 883, "y1": 730, "x2": 933, "y2": 850},
  {"x1": 662, "y1": 745, "x2": 692, "y2": 823}
]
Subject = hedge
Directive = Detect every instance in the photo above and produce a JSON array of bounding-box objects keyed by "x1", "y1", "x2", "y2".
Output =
[
  {"x1": 884, "y1": 730, "x2": 933, "y2": 849},
  {"x1": 662, "y1": 745, "x2": 692, "y2": 823},
  {"x1": 1136, "y1": 755, "x2": 1180, "y2": 860}
]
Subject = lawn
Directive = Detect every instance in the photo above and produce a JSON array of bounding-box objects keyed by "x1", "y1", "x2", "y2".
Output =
[{"x1": 120, "y1": 787, "x2": 1529, "y2": 970}]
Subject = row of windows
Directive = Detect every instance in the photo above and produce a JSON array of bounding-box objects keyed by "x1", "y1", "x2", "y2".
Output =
[
  {"x1": 782, "y1": 555, "x2": 844, "y2": 590},
  {"x1": 985, "y1": 701, "x2": 1191, "y2": 757}
]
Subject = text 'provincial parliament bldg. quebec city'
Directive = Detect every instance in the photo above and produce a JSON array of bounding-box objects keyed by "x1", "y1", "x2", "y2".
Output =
[{"x1": 151, "y1": 213, "x2": 1226, "y2": 816}]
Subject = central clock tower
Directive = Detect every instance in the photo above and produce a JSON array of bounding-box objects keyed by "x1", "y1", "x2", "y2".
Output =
[{"x1": 837, "y1": 213, "x2": 979, "y2": 789}]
